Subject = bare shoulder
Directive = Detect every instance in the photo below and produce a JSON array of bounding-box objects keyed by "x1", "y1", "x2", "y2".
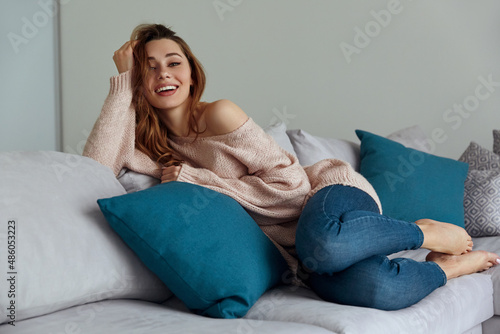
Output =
[{"x1": 202, "y1": 99, "x2": 249, "y2": 135}]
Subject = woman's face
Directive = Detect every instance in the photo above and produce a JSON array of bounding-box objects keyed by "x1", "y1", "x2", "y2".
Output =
[{"x1": 143, "y1": 38, "x2": 193, "y2": 113}]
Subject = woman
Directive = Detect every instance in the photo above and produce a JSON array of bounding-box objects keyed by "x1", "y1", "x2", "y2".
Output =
[{"x1": 84, "y1": 23, "x2": 500, "y2": 311}]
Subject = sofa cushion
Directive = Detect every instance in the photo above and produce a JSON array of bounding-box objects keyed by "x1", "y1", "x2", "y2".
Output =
[
  {"x1": 286, "y1": 129, "x2": 360, "y2": 169},
  {"x1": 462, "y1": 170, "x2": 500, "y2": 237},
  {"x1": 471, "y1": 236, "x2": 500, "y2": 316},
  {"x1": 264, "y1": 121, "x2": 296, "y2": 155},
  {"x1": 460, "y1": 141, "x2": 500, "y2": 170},
  {"x1": 0, "y1": 299, "x2": 334, "y2": 334},
  {"x1": 117, "y1": 168, "x2": 160, "y2": 193},
  {"x1": 356, "y1": 130, "x2": 469, "y2": 227},
  {"x1": 494, "y1": 130, "x2": 500, "y2": 156},
  {"x1": 459, "y1": 142, "x2": 500, "y2": 237},
  {"x1": 385, "y1": 125, "x2": 431, "y2": 154},
  {"x1": 244, "y1": 273, "x2": 492, "y2": 334},
  {"x1": 287, "y1": 125, "x2": 430, "y2": 171},
  {"x1": 0, "y1": 151, "x2": 171, "y2": 325},
  {"x1": 97, "y1": 181, "x2": 288, "y2": 319}
]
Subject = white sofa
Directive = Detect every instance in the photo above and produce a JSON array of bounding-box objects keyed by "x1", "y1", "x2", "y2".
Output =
[{"x1": 1, "y1": 123, "x2": 500, "y2": 334}]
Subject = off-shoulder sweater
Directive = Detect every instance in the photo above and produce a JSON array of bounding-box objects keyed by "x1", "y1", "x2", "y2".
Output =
[{"x1": 83, "y1": 70, "x2": 382, "y2": 278}]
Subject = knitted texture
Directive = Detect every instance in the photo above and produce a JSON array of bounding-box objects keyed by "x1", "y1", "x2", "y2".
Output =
[
  {"x1": 83, "y1": 71, "x2": 161, "y2": 178},
  {"x1": 84, "y1": 70, "x2": 382, "y2": 276}
]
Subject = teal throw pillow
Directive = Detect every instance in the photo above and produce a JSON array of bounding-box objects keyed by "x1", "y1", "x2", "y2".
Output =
[
  {"x1": 356, "y1": 130, "x2": 468, "y2": 228},
  {"x1": 97, "y1": 181, "x2": 288, "y2": 318}
]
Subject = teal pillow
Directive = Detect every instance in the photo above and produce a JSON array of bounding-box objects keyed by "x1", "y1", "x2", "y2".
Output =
[
  {"x1": 355, "y1": 130, "x2": 469, "y2": 228},
  {"x1": 97, "y1": 181, "x2": 287, "y2": 318}
]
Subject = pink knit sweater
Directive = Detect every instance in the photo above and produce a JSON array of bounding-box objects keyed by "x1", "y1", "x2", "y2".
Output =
[{"x1": 83, "y1": 70, "x2": 382, "y2": 276}]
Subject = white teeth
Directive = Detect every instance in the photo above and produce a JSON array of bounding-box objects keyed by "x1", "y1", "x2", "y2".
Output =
[{"x1": 156, "y1": 85, "x2": 177, "y2": 93}]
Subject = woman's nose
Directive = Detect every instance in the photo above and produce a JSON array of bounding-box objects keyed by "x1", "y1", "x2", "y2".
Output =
[{"x1": 158, "y1": 66, "x2": 171, "y2": 79}]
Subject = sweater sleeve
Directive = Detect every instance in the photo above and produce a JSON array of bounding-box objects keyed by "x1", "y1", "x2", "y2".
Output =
[
  {"x1": 175, "y1": 122, "x2": 311, "y2": 223},
  {"x1": 83, "y1": 71, "x2": 161, "y2": 178}
]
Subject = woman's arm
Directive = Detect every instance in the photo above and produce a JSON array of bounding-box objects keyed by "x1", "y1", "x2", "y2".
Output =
[
  {"x1": 176, "y1": 160, "x2": 310, "y2": 222},
  {"x1": 83, "y1": 41, "x2": 159, "y2": 178},
  {"x1": 113, "y1": 40, "x2": 136, "y2": 74},
  {"x1": 83, "y1": 71, "x2": 137, "y2": 176}
]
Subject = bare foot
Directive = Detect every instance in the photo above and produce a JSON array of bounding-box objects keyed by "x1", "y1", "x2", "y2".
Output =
[
  {"x1": 426, "y1": 250, "x2": 500, "y2": 280},
  {"x1": 415, "y1": 219, "x2": 473, "y2": 255}
]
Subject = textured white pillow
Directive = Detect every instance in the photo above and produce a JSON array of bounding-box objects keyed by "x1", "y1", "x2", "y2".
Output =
[
  {"x1": 386, "y1": 125, "x2": 431, "y2": 154},
  {"x1": 286, "y1": 129, "x2": 360, "y2": 169},
  {"x1": 0, "y1": 151, "x2": 172, "y2": 324},
  {"x1": 287, "y1": 125, "x2": 430, "y2": 171},
  {"x1": 117, "y1": 168, "x2": 160, "y2": 193},
  {"x1": 263, "y1": 122, "x2": 296, "y2": 155}
]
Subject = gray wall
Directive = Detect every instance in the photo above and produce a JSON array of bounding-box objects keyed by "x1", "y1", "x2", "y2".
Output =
[
  {"x1": 0, "y1": 0, "x2": 60, "y2": 151},
  {"x1": 59, "y1": 1, "x2": 500, "y2": 159}
]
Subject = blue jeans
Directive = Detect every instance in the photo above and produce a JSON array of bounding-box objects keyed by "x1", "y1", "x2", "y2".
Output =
[{"x1": 295, "y1": 185, "x2": 447, "y2": 310}]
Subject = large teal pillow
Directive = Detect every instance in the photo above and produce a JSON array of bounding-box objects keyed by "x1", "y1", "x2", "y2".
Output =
[
  {"x1": 97, "y1": 181, "x2": 287, "y2": 318},
  {"x1": 356, "y1": 130, "x2": 469, "y2": 228}
]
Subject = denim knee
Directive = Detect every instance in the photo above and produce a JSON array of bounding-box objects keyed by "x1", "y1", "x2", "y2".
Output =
[
  {"x1": 296, "y1": 184, "x2": 424, "y2": 274},
  {"x1": 296, "y1": 185, "x2": 379, "y2": 252},
  {"x1": 295, "y1": 187, "x2": 338, "y2": 272}
]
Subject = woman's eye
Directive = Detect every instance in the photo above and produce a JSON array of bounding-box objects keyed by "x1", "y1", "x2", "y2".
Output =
[
  {"x1": 169, "y1": 62, "x2": 180, "y2": 67},
  {"x1": 149, "y1": 66, "x2": 156, "y2": 70}
]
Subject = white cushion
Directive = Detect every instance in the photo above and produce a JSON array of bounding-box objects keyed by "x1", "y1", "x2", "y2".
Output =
[
  {"x1": 287, "y1": 129, "x2": 360, "y2": 169},
  {"x1": 244, "y1": 274, "x2": 492, "y2": 334},
  {"x1": 471, "y1": 236, "x2": 500, "y2": 315},
  {"x1": 0, "y1": 299, "x2": 333, "y2": 334},
  {"x1": 117, "y1": 168, "x2": 160, "y2": 193},
  {"x1": 0, "y1": 151, "x2": 171, "y2": 324},
  {"x1": 263, "y1": 122, "x2": 296, "y2": 155},
  {"x1": 385, "y1": 125, "x2": 431, "y2": 154},
  {"x1": 287, "y1": 125, "x2": 430, "y2": 171}
]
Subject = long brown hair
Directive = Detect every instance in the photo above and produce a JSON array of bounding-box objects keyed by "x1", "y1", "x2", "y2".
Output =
[{"x1": 130, "y1": 24, "x2": 206, "y2": 167}]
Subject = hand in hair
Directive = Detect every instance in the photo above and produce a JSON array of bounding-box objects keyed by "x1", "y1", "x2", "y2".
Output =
[
  {"x1": 161, "y1": 164, "x2": 182, "y2": 183},
  {"x1": 113, "y1": 40, "x2": 138, "y2": 74}
]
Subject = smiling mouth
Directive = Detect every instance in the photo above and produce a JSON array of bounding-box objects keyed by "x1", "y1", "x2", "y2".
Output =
[{"x1": 155, "y1": 85, "x2": 178, "y2": 93}]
